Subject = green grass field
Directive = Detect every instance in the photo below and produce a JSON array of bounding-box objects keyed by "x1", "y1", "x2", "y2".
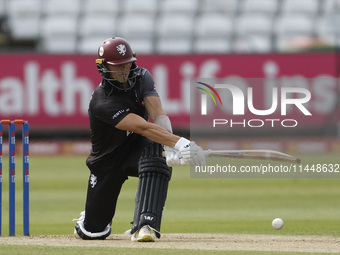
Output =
[{"x1": 0, "y1": 153, "x2": 339, "y2": 254}]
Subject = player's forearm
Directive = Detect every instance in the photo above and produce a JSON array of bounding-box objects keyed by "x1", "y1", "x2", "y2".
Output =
[
  {"x1": 115, "y1": 113, "x2": 180, "y2": 146},
  {"x1": 140, "y1": 123, "x2": 180, "y2": 147}
]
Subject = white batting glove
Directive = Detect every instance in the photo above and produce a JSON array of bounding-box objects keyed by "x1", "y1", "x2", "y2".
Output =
[
  {"x1": 174, "y1": 138, "x2": 206, "y2": 166},
  {"x1": 164, "y1": 146, "x2": 183, "y2": 166}
]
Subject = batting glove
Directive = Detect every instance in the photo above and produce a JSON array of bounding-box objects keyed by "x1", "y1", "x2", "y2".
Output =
[
  {"x1": 164, "y1": 146, "x2": 182, "y2": 166},
  {"x1": 174, "y1": 138, "x2": 206, "y2": 166}
]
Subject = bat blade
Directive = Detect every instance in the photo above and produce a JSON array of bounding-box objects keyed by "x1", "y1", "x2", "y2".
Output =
[{"x1": 205, "y1": 149, "x2": 301, "y2": 164}]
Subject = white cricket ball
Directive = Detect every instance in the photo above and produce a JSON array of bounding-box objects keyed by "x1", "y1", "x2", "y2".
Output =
[{"x1": 272, "y1": 218, "x2": 284, "y2": 230}]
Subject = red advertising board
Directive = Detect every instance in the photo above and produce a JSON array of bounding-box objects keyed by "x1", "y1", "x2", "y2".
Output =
[{"x1": 0, "y1": 53, "x2": 338, "y2": 130}]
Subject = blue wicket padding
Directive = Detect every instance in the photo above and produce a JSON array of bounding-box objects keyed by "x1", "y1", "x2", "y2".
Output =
[
  {"x1": 0, "y1": 122, "x2": 3, "y2": 236},
  {"x1": 23, "y1": 122, "x2": 29, "y2": 236},
  {"x1": 9, "y1": 122, "x2": 15, "y2": 236}
]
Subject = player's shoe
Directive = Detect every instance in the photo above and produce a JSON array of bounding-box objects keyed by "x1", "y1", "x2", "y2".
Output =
[
  {"x1": 74, "y1": 224, "x2": 82, "y2": 239},
  {"x1": 73, "y1": 211, "x2": 111, "y2": 240},
  {"x1": 73, "y1": 211, "x2": 86, "y2": 239},
  {"x1": 131, "y1": 225, "x2": 155, "y2": 242}
]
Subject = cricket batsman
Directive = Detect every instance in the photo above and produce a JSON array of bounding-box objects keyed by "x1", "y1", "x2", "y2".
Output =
[{"x1": 73, "y1": 37, "x2": 206, "y2": 242}]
